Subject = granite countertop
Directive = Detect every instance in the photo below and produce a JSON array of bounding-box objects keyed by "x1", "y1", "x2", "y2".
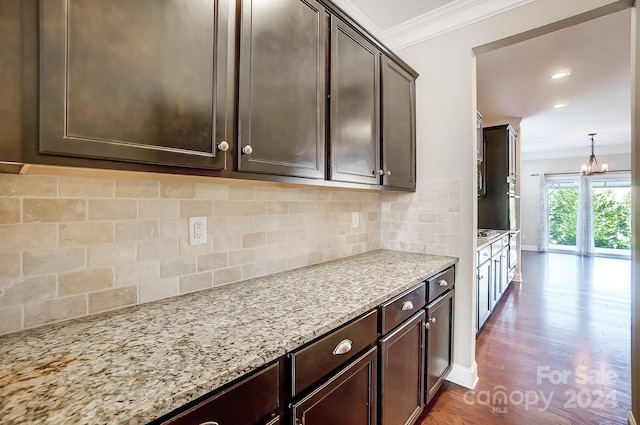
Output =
[
  {"x1": 0, "y1": 249, "x2": 457, "y2": 425},
  {"x1": 477, "y1": 229, "x2": 511, "y2": 249}
]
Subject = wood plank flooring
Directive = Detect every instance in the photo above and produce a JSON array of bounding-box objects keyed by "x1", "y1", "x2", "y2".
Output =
[{"x1": 417, "y1": 251, "x2": 631, "y2": 425}]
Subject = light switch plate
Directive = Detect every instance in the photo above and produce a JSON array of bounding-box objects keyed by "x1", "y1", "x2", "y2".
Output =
[{"x1": 188, "y1": 216, "x2": 207, "y2": 246}]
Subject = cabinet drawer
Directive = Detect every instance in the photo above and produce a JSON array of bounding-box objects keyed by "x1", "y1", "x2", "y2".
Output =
[
  {"x1": 490, "y1": 239, "x2": 503, "y2": 256},
  {"x1": 380, "y1": 283, "x2": 426, "y2": 334},
  {"x1": 291, "y1": 309, "x2": 378, "y2": 396},
  {"x1": 162, "y1": 361, "x2": 279, "y2": 425},
  {"x1": 427, "y1": 267, "x2": 455, "y2": 304},
  {"x1": 477, "y1": 245, "x2": 491, "y2": 265}
]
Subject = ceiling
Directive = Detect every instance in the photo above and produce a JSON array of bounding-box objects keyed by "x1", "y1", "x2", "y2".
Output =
[{"x1": 336, "y1": 0, "x2": 632, "y2": 161}]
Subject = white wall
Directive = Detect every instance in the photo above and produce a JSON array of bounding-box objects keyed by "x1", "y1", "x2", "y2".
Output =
[
  {"x1": 390, "y1": 0, "x2": 634, "y2": 390},
  {"x1": 520, "y1": 153, "x2": 631, "y2": 250}
]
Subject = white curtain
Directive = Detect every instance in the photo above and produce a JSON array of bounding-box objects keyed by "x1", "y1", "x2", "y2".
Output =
[
  {"x1": 576, "y1": 174, "x2": 594, "y2": 256},
  {"x1": 537, "y1": 174, "x2": 549, "y2": 252}
]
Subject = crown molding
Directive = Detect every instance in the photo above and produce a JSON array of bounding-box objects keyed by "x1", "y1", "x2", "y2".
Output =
[
  {"x1": 327, "y1": 0, "x2": 384, "y2": 38},
  {"x1": 380, "y1": 0, "x2": 535, "y2": 50}
]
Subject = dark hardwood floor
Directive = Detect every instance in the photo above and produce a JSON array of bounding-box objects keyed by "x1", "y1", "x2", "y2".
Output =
[{"x1": 418, "y1": 251, "x2": 631, "y2": 424}]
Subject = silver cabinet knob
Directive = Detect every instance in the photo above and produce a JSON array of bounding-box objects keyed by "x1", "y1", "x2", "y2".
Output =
[
  {"x1": 217, "y1": 141, "x2": 229, "y2": 152},
  {"x1": 332, "y1": 339, "x2": 353, "y2": 355},
  {"x1": 241, "y1": 145, "x2": 253, "y2": 155},
  {"x1": 429, "y1": 317, "x2": 437, "y2": 324},
  {"x1": 425, "y1": 322, "x2": 430, "y2": 330},
  {"x1": 401, "y1": 300, "x2": 414, "y2": 311},
  {"x1": 386, "y1": 170, "x2": 392, "y2": 176},
  {"x1": 439, "y1": 279, "x2": 448, "y2": 287},
  {"x1": 376, "y1": 169, "x2": 384, "y2": 175}
]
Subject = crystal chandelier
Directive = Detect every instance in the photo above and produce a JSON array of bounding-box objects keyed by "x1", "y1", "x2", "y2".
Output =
[{"x1": 580, "y1": 133, "x2": 608, "y2": 175}]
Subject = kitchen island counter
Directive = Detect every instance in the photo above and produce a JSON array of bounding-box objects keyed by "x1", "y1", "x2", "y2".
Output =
[{"x1": 0, "y1": 249, "x2": 457, "y2": 425}]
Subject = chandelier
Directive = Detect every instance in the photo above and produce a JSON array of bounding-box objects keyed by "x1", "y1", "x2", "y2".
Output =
[{"x1": 580, "y1": 133, "x2": 608, "y2": 175}]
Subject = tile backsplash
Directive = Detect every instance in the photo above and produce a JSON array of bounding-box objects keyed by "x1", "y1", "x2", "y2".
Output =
[
  {"x1": 0, "y1": 173, "x2": 381, "y2": 335},
  {"x1": 0, "y1": 174, "x2": 461, "y2": 335}
]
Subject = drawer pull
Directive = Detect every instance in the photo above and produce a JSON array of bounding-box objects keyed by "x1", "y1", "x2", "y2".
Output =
[
  {"x1": 332, "y1": 339, "x2": 353, "y2": 355},
  {"x1": 439, "y1": 279, "x2": 448, "y2": 287},
  {"x1": 401, "y1": 300, "x2": 414, "y2": 311},
  {"x1": 200, "y1": 422, "x2": 219, "y2": 425}
]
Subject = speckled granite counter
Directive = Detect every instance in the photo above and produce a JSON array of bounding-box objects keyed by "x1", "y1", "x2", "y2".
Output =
[
  {"x1": 477, "y1": 229, "x2": 511, "y2": 249},
  {"x1": 0, "y1": 250, "x2": 457, "y2": 425}
]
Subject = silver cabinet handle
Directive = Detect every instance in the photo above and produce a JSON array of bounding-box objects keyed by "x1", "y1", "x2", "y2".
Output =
[
  {"x1": 386, "y1": 170, "x2": 392, "y2": 176},
  {"x1": 217, "y1": 141, "x2": 229, "y2": 152},
  {"x1": 401, "y1": 300, "x2": 414, "y2": 311},
  {"x1": 439, "y1": 279, "x2": 448, "y2": 287},
  {"x1": 200, "y1": 422, "x2": 220, "y2": 425},
  {"x1": 482, "y1": 252, "x2": 489, "y2": 257},
  {"x1": 332, "y1": 339, "x2": 353, "y2": 355},
  {"x1": 241, "y1": 145, "x2": 253, "y2": 155}
]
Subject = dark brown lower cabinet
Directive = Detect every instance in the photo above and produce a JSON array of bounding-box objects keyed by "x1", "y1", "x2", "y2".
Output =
[
  {"x1": 292, "y1": 347, "x2": 378, "y2": 425},
  {"x1": 379, "y1": 311, "x2": 425, "y2": 425},
  {"x1": 425, "y1": 289, "x2": 454, "y2": 405}
]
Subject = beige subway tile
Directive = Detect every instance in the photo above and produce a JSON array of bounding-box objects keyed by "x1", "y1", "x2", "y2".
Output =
[
  {"x1": 58, "y1": 268, "x2": 113, "y2": 296},
  {"x1": 0, "y1": 252, "x2": 20, "y2": 279},
  {"x1": 24, "y1": 199, "x2": 86, "y2": 223},
  {"x1": 242, "y1": 201, "x2": 267, "y2": 216},
  {"x1": 180, "y1": 200, "x2": 213, "y2": 218},
  {"x1": 228, "y1": 249, "x2": 254, "y2": 266},
  {"x1": 58, "y1": 176, "x2": 114, "y2": 198},
  {"x1": 213, "y1": 266, "x2": 241, "y2": 286},
  {"x1": 424, "y1": 181, "x2": 448, "y2": 191},
  {"x1": 307, "y1": 252, "x2": 323, "y2": 265},
  {"x1": 160, "y1": 182, "x2": 196, "y2": 199},
  {"x1": 1, "y1": 275, "x2": 56, "y2": 305},
  {"x1": 228, "y1": 216, "x2": 255, "y2": 234},
  {"x1": 448, "y1": 180, "x2": 461, "y2": 191},
  {"x1": 211, "y1": 233, "x2": 241, "y2": 252},
  {"x1": 0, "y1": 223, "x2": 57, "y2": 252},
  {"x1": 59, "y1": 222, "x2": 114, "y2": 246},
  {"x1": 287, "y1": 255, "x2": 307, "y2": 270},
  {"x1": 139, "y1": 200, "x2": 180, "y2": 219},
  {"x1": 368, "y1": 212, "x2": 379, "y2": 222},
  {"x1": 242, "y1": 232, "x2": 266, "y2": 249},
  {"x1": 197, "y1": 252, "x2": 227, "y2": 272},
  {"x1": 287, "y1": 228, "x2": 307, "y2": 242},
  {"x1": 138, "y1": 277, "x2": 179, "y2": 303},
  {"x1": 179, "y1": 272, "x2": 212, "y2": 293},
  {"x1": 351, "y1": 244, "x2": 364, "y2": 256},
  {"x1": 267, "y1": 230, "x2": 288, "y2": 245},
  {"x1": 116, "y1": 220, "x2": 159, "y2": 242},
  {"x1": 213, "y1": 200, "x2": 244, "y2": 216},
  {"x1": 0, "y1": 199, "x2": 20, "y2": 224},
  {"x1": 448, "y1": 191, "x2": 460, "y2": 212},
  {"x1": 254, "y1": 245, "x2": 284, "y2": 263},
  {"x1": 23, "y1": 247, "x2": 85, "y2": 275},
  {"x1": 267, "y1": 258, "x2": 288, "y2": 274},
  {"x1": 161, "y1": 219, "x2": 188, "y2": 239},
  {"x1": 255, "y1": 216, "x2": 278, "y2": 232},
  {"x1": 196, "y1": 183, "x2": 229, "y2": 200},
  {"x1": 115, "y1": 179, "x2": 159, "y2": 198},
  {"x1": 87, "y1": 242, "x2": 136, "y2": 268},
  {"x1": 267, "y1": 201, "x2": 288, "y2": 215},
  {"x1": 228, "y1": 186, "x2": 255, "y2": 200},
  {"x1": 241, "y1": 262, "x2": 266, "y2": 280},
  {"x1": 89, "y1": 200, "x2": 137, "y2": 221},
  {"x1": 160, "y1": 257, "x2": 196, "y2": 278},
  {"x1": 88, "y1": 286, "x2": 137, "y2": 313},
  {"x1": 345, "y1": 234, "x2": 359, "y2": 245},
  {"x1": 0, "y1": 305, "x2": 23, "y2": 335},
  {"x1": 115, "y1": 262, "x2": 159, "y2": 287},
  {"x1": 138, "y1": 239, "x2": 178, "y2": 262},
  {"x1": 24, "y1": 295, "x2": 87, "y2": 328},
  {"x1": 0, "y1": 174, "x2": 57, "y2": 197},
  {"x1": 178, "y1": 238, "x2": 212, "y2": 257}
]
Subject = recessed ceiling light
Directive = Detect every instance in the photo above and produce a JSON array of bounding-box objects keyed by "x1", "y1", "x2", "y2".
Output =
[
  {"x1": 552, "y1": 103, "x2": 567, "y2": 109},
  {"x1": 550, "y1": 71, "x2": 571, "y2": 79}
]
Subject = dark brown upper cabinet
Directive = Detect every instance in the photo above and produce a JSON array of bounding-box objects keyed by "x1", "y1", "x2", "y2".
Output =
[
  {"x1": 381, "y1": 56, "x2": 416, "y2": 190},
  {"x1": 329, "y1": 17, "x2": 380, "y2": 185},
  {"x1": 39, "y1": 0, "x2": 232, "y2": 170},
  {"x1": 237, "y1": 0, "x2": 327, "y2": 179}
]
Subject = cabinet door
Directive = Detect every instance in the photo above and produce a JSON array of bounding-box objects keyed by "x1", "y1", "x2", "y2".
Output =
[
  {"x1": 329, "y1": 17, "x2": 380, "y2": 185},
  {"x1": 425, "y1": 290, "x2": 454, "y2": 405},
  {"x1": 238, "y1": 0, "x2": 326, "y2": 179},
  {"x1": 379, "y1": 311, "x2": 425, "y2": 425},
  {"x1": 40, "y1": 0, "x2": 230, "y2": 169},
  {"x1": 292, "y1": 347, "x2": 377, "y2": 425},
  {"x1": 381, "y1": 56, "x2": 416, "y2": 190},
  {"x1": 476, "y1": 260, "x2": 491, "y2": 332},
  {"x1": 499, "y1": 247, "x2": 509, "y2": 295}
]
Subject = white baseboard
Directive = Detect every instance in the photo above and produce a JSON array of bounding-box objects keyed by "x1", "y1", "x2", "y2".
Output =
[
  {"x1": 629, "y1": 411, "x2": 637, "y2": 425},
  {"x1": 446, "y1": 361, "x2": 478, "y2": 390},
  {"x1": 521, "y1": 244, "x2": 538, "y2": 251}
]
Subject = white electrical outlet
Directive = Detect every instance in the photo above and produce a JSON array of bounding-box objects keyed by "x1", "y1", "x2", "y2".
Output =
[
  {"x1": 188, "y1": 216, "x2": 207, "y2": 246},
  {"x1": 352, "y1": 212, "x2": 359, "y2": 229}
]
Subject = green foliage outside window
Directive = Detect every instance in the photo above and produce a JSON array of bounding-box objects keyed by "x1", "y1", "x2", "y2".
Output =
[{"x1": 547, "y1": 185, "x2": 630, "y2": 250}]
